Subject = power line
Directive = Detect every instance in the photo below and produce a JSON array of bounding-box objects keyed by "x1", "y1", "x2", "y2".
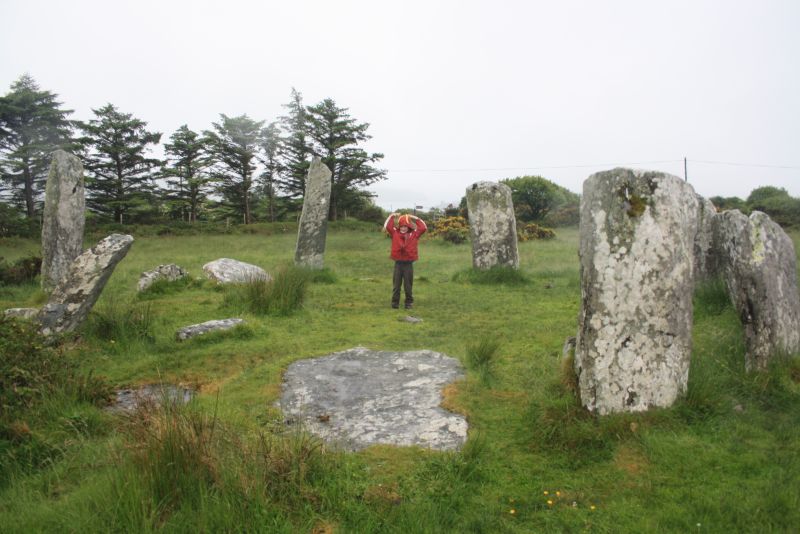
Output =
[
  {"x1": 388, "y1": 160, "x2": 682, "y2": 173},
  {"x1": 385, "y1": 158, "x2": 800, "y2": 174}
]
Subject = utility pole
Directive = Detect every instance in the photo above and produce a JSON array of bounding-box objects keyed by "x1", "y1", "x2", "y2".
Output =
[{"x1": 684, "y1": 157, "x2": 688, "y2": 182}]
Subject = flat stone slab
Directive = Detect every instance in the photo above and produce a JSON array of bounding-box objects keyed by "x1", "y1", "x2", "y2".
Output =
[
  {"x1": 280, "y1": 347, "x2": 468, "y2": 451},
  {"x1": 107, "y1": 384, "x2": 194, "y2": 413},
  {"x1": 203, "y1": 258, "x2": 270, "y2": 284},
  {"x1": 176, "y1": 318, "x2": 244, "y2": 341}
]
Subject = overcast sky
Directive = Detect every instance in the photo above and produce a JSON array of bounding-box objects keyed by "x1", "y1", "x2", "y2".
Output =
[{"x1": 2, "y1": 0, "x2": 798, "y2": 210}]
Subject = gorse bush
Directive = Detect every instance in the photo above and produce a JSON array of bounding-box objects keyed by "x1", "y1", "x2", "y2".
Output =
[
  {"x1": 517, "y1": 222, "x2": 556, "y2": 241},
  {"x1": 430, "y1": 216, "x2": 470, "y2": 244},
  {"x1": 223, "y1": 266, "x2": 309, "y2": 316}
]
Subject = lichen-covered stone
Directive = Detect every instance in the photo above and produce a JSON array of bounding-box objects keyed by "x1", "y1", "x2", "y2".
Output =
[
  {"x1": 138, "y1": 264, "x2": 187, "y2": 292},
  {"x1": 4, "y1": 307, "x2": 40, "y2": 320},
  {"x1": 715, "y1": 210, "x2": 800, "y2": 370},
  {"x1": 295, "y1": 157, "x2": 332, "y2": 269},
  {"x1": 694, "y1": 196, "x2": 718, "y2": 283},
  {"x1": 41, "y1": 150, "x2": 85, "y2": 292},
  {"x1": 176, "y1": 318, "x2": 244, "y2": 341},
  {"x1": 466, "y1": 181, "x2": 519, "y2": 270},
  {"x1": 575, "y1": 169, "x2": 699, "y2": 415},
  {"x1": 202, "y1": 258, "x2": 270, "y2": 284},
  {"x1": 280, "y1": 347, "x2": 467, "y2": 451},
  {"x1": 38, "y1": 234, "x2": 134, "y2": 336}
]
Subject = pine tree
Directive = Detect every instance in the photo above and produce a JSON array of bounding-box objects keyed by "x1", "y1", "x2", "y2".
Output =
[
  {"x1": 78, "y1": 104, "x2": 162, "y2": 223},
  {"x1": 258, "y1": 122, "x2": 281, "y2": 222},
  {"x1": 163, "y1": 125, "x2": 212, "y2": 222},
  {"x1": 204, "y1": 114, "x2": 265, "y2": 224},
  {"x1": 276, "y1": 88, "x2": 311, "y2": 199},
  {"x1": 0, "y1": 74, "x2": 74, "y2": 218},
  {"x1": 305, "y1": 98, "x2": 386, "y2": 220}
]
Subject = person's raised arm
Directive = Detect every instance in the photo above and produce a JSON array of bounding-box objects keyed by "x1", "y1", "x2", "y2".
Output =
[
  {"x1": 384, "y1": 213, "x2": 396, "y2": 232},
  {"x1": 412, "y1": 215, "x2": 427, "y2": 235}
]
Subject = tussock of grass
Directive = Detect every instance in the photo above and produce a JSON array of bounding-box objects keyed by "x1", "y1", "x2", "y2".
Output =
[
  {"x1": 304, "y1": 267, "x2": 337, "y2": 284},
  {"x1": 693, "y1": 276, "x2": 731, "y2": 317},
  {"x1": 137, "y1": 276, "x2": 203, "y2": 299},
  {"x1": 465, "y1": 338, "x2": 501, "y2": 384},
  {"x1": 223, "y1": 267, "x2": 309, "y2": 316},
  {"x1": 84, "y1": 300, "x2": 154, "y2": 344},
  {"x1": 452, "y1": 266, "x2": 529, "y2": 285}
]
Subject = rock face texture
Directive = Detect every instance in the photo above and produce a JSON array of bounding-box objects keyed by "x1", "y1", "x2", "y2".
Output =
[
  {"x1": 4, "y1": 307, "x2": 40, "y2": 320},
  {"x1": 575, "y1": 169, "x2": 699, "y2": 415},
  {"x1": 715, "y1": 210, "x2": 800, "y2": 370},
  {"x1": 694, "y1": 196, "x2": 719, "y2": 283},
  {"x1": 202, "y1": 258, "x2": 270, "y2": 284},
  {"x1": 38, "y1": 234, "x2": 134, "y2": 336},
  {"x1": 466, "y1": 181, "x2": 519, "y2": 270},
  {"x1": 176, "y1": 318, "x2": 245, "y2": 341},
  {"x1": 295, "y1": 156, "x2": 332, "y2": 269},
  {"x1": 107, "y1": 384, "x2": 194, "y2": 413},
  {"x1": 138, "y1": 264, "x2": 187, "y2": 292},
  {"x1": 41, "y1": 150, "x2": 85, "y2": 292},
  {"x1": 280, "y1": 347, "x2": 468, "y2": 451}
]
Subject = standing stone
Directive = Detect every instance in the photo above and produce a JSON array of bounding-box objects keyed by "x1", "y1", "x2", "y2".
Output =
[
  {"x1": 694, "y1": 196, "x2": 718, "y2": 283},
  {"x1": 575, "y1": 169, "x2": 700, "y2": 415},
  {"x1": 41, "y1": 150, "x2": 85, "y2": 292},
  {"x1": 465, "y1": 181, "x2": 519, "y2": 270},
  {"x1": 38, "y1": 234, "x2": 134, "y2": 337},
  {"x1": 715, "y1": 210, "x2": 800, "y2": 371},
  {"x1": 294, "y1": 157, "x2": 332, "y2": 269}
]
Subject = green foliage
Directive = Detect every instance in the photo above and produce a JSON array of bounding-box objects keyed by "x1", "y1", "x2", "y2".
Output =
[
  {"x1": 223, "y1": 267, "x2": 309, "y2": 316},
  {"x1": 0, "y1": 255, "x2": 41, "y2": 285},
  {"x1": 465, "y1": 338, "x2": 500, "y2": 384},
  {"x1": 711, "y1": 186, "x2": 800, "y2": 228},
  {"x1": 501, "y1": 175, "x2": 579, "y2": 223},
  {"x1": 430, "y1": 215, "x2": 469, "y2": 244},
  {"x1": 137, "y1": 276, "x2": 203, "y2": 299},
  {"x1": 305, "y1": 97, "x2": 387, "y2": 221},
  {"x1": 0, "y1": 317, "x2": 70, "y2": 417},
  {"x1": 0, "y1": 74, "x2": 74, "y2": 219},
  {"x1": 452, "y1": 265, "x2": 529, "y2": 285},
  {"x1": 162, "y1": 125, "x2": 214, "y2": 223},
  {"x1": 204, "y1": 113, "x2": 265, "y2": 225},
  {"x1": 517, "y1": 222, "x2": 556, "y2": 241},
  {"x1": 78, "y1": 103, "x2": 162, "y2": 224},
  {"x1": 0, "y1": 201, "x2": 39, "y2": 237}
]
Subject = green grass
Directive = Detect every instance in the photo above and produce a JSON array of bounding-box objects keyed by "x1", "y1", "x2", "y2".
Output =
[{"x1": 0, "y1": 225, "x2": 798, "y2": 532}]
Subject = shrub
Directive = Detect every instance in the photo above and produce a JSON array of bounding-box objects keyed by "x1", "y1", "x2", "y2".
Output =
[
  {"x1": 0, "y1": 256, "x2": 42, "y2": 285},
  {"x1": 517, "y1": 222, "x2": 556, "y2": 241},
  {"x1": 430, "y1": 216, "x2": 470, "y2": 244}
]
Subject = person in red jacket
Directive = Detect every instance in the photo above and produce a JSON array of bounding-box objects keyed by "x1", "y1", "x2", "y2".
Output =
[{"x1": 384, "y1": 212, "x2": 427, "y2": 309}]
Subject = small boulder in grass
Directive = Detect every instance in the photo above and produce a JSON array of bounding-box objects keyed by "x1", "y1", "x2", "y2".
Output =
[
  {"x1": 176, "y1": 318, "x2": 244, "y2": 341},
  {"x1": 138, "y1": 264, "x2": 188, "y2": 292},
  {"x1": 4, "y1": 307, "x2": 40, "y2": 320},
  {"x1": 202, "y1": 258, "x2": 270, "y2": 284}
]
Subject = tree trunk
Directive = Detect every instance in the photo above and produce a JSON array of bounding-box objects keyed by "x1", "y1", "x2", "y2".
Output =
[{"x1": 22, "y1": 163, "x2": 35, "y2": 219}]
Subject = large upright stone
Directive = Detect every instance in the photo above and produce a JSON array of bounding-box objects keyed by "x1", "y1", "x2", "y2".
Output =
[
  {"x1": 465, "y1": 181, "x2": 519, "y2": 270},
  {"x1": 295, "y1": 157, "x2": 332, "y2": 269},
  {"x1": 38, "y1": 234, "x2": 134, "y2": 337},
  {"x1": 715, "y1": 210, "x2": 800, "y2": 370},
  {"x1": 693, "y1": 196, "x2": 719, "y2": 283},
  {"x1": 575, "y1": 169, "x2": 700, "y2": 415},
  {"x1": 41, "y1": 150, "x2": 85, "y2": 292}
]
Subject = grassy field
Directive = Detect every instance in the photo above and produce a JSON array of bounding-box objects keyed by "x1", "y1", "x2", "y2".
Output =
[{"x1": 1, "y1": 222, "x2": 799, "y2": 533}]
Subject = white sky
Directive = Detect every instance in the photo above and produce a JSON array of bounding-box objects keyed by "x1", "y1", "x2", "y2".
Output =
[{"x1": 2, "y1": 0, "x2": 798, "y2": 210}]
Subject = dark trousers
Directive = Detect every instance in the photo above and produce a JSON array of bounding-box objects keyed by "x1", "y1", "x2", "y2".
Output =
[{"x1": 392, "y1": 261, "x2": 414, "y2": 307}]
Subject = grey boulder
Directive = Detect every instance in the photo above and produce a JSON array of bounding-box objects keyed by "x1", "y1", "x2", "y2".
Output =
[{"x1": 202, "y1": 258, "x2": 270, "y2": 284}]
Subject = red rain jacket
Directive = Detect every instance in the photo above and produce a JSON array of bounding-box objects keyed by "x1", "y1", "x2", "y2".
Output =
[{"x1": 385, "y1": 216, "x2": 427, "y2": 261}]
